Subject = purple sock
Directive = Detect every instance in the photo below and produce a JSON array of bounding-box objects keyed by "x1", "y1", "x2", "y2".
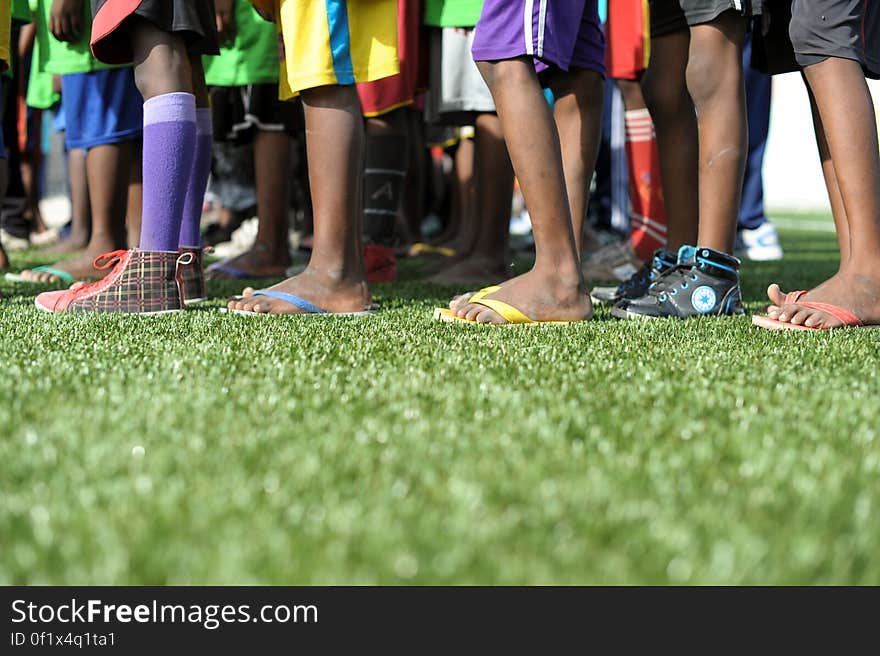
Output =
[
  {"x1": 139, "y1": 92, "x2": 196, "y2": 252},
  {"x1": 178, "y1": 108, "x2": 213, "y2": 248}
]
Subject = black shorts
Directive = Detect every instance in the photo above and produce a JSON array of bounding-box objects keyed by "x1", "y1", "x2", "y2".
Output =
[
  {"x1": 91, "y1": 0, "x2": 220, "y2": 65},
  {"x1": 650, "y1": 0, "x2": 762, "y2": 37},
  {"x1": 210, "y1": 84, "x2": 303, "y2": 144},
  {"x1": 752, "y1": 0, "x2": 880, "y2": 78}
]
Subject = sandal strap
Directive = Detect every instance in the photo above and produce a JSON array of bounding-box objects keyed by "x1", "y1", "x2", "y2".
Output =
[{"x1": 796, "y1": 301, "x2": 863, "y2": 327}]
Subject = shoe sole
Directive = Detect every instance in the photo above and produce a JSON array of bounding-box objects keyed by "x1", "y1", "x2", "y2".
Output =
[
  {"x1": 35, "y1": 298, "x2": 185, "y2": 315},
  {"x1": 611, "y1": 305, "x2": 746, "y2": 321}
]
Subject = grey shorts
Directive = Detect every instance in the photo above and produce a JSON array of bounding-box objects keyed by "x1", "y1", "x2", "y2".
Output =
[
  {"x1": 752, "y1": 0, "x2": 879, "y2": 78},
  {"x1": 425, "y1": 27, "x2": 496, "y2": 126},
  {"x1": 650, "y1": 0, "x2": 762, "y2": 37}
]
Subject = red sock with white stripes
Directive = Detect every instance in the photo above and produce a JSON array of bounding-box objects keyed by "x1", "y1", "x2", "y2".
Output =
[{"x1": 624, "y1": 109, "x2": 667, "y2": 261}]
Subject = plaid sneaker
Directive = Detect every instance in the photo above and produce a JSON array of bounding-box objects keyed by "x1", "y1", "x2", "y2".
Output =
[
  {"x1": 178, "y1": 246, "x2": 208, "y2": 305},
  {"x1": 590, "y1": 248, "x2": 676, "y2": 304},
  {"x1": 35, "y1": 249, "x2": 189, "y2": 314},
  {"x1": 611, "y1": 246, "x2": 745, "y2": 320}
]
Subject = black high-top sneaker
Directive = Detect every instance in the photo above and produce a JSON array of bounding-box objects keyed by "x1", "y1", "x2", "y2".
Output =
[
  {"x1": 611, "y1": 246, "x2": 744, "y2": 319},
  {"x1": 590, "y1": 248, "x2": 677, "y2": 304},
  {"x1": 178, "y1": 246, "x2": 208, "y2": 305}
]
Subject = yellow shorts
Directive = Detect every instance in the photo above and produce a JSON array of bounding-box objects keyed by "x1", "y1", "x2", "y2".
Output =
[
  {"x1": 0, "y1": 0, "x2": 11, "y2": 72},
  {"x1": 253, "y1": 0, "x2": 399, "y2": 100}
]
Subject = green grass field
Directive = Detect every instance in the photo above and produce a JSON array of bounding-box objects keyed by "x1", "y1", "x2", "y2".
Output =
[{"x1": 2, "y1": 214, "x2": 878, "y2": 585}]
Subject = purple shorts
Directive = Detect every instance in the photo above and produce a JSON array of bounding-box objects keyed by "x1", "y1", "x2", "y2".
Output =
[{"x1": 472, "y1": 0, "x2": 606, "y2": 76}]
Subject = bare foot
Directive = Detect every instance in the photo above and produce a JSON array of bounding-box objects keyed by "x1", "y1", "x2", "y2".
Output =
[
  {"x1": 427, "y1": 254, "x2": 511, "y2": 286},
  {"x1": 448, "y1": 269, "x2": 592, "y2": 324},
  {"x1": 19, "y1": 244, "x2": 121, "y2": 283},
  {"x1": 765, "y1": 271, "x2": 880, "y2": 328},
  {"x1": 227, "y1": 267, "x2": 371, "y2": 315},
  {"x1": 206, "y1": 244, "x2": 291, "y2": 280},
  {"x1": 42, "y1": 234, "x2": 89, "y2": 256}
]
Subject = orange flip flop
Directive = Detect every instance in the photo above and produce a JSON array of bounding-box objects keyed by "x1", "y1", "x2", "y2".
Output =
[{"x1": 752, "y1": 300, "x2": 867, "y2": 331}]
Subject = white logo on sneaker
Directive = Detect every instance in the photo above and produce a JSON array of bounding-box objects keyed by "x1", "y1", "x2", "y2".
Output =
[{"x1": 691, "y1": 285, "x2": 717, "y2": 313}]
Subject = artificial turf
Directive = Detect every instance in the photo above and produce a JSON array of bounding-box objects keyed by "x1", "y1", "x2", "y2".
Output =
[{"x1": 1, "y1": 215, "x2": 878, "y2": 585}]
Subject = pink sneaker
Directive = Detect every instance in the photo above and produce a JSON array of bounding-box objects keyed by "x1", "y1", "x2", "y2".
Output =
[{"x1": 35, "y1": 249, "x2": 190, "y2": 315}]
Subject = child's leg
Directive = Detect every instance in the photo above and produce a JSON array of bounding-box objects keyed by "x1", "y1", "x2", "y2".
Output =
[
  {"x1": 178, "y1": 53, "x2": 211, "y2": 249},
  {"x1": 46, "y1": 148, "x2": 91, "y2": 254},
  {"x1": 641, "y1": 29, "x2": 698, "y2": 250},
  {"x1": 618, "y1": 79, "x2": 668, "y2": 259},
  {"x1": 126, "y1": 140, "x2": 143, "y2": 247},
  {"x1": 451, "y1": 58, "x2": 590, "y2": 323},
  {"x1": 686, "y1": 12, "x2": 748, "y2": 252},
  {"x1": 767, "y1": 56, "x2": 880, "y2": 327},
  {"x1": 551, "y1": 68, "x2": 604, "y2": 257},
  {"x1": 128, "y1": 18, "x2": 197, "y2": 252},
  {"x1": 211, "y1": 127, "x2": 292, "y2": 277},
  {"x1": 806, "y1": 82, "x2": 850, "y2": 265},
  {"x1": 228, "y1": 84, "x2": 371, "y2": 314},
  {"x1": 429, "y1": 112, "x2": 514, "y2": 284}
]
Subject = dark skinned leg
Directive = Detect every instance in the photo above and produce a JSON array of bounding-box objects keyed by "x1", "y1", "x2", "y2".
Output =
[
  {"x1": 44, "y1": 148, "x2": 91, "y2": 254},
  {"x1": 641, "y1": 29, "x2": 698, "y2": 251},
  {"x1": 686, "y1": 12, "x2": 747, "y2": 253},
  {"x1": 210, "y1": 128, "x2": 293, "y2": 278},
  {"x1": 126, "y1": 139, "x2": 143, "y2": 248},
  {"x1": 806, "y1": 78, "x2": 850, "y2": 265},
  {"x1": 430, "y1": 112, "x2": 514, "y2": 285},
  {"x1": 551, "y1": 67, "x2": 604, "y2": 258},
  {"x1": 21, "y1": 141, "x2": 133, "y2": 282},
  {"x1": 229, "y1": 84, "x2": 371, "y2": 314},
  {"x1": 451, "y1": 58, "x2": 590, "y2": 323},
  {"x1": 767, "y1": 57, "x2": 880, "y2": 327}
]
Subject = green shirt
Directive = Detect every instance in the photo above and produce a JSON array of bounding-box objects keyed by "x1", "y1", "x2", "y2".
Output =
[
  {"x1": 13, "y1": 0, "x2": 32, "y2": 21},
  {"x1": 34, "y1": 0, "x2": 115, "y2": 75},
  {"x1": 424, "y1": 0, "x2": 483, "y2": 28},
  {"x1": 203, "y1": 0, "x2": 279, "y2": 87},
  {"x1": 27, "y1": 38, "x2": 61, "y2": 109}
]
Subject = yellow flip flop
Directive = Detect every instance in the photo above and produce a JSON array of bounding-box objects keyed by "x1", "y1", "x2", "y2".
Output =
[
  {"x1": 433, "y1": 286, "x2": 574, "y2": 325},
  {"x1": 409, "y1": 243, "x2": 457, "y2": 258}
]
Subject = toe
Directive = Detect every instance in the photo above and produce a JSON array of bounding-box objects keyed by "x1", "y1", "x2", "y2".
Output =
[
  {"x1": 788, "y1": 308, "x2": 812, "y2": 325},
  {"x1": 767, "y1": 283, "x2": 786, "y2": 306}
]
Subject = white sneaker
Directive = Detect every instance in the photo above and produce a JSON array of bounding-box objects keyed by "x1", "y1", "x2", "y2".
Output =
[
  {"x1": 735, "y1": 222, "x2": 784, "y2": 261},
  {"x1": 582, "y1": 239, "x2": 642, "y2": 282},
  {"x1": 212, "y1": 216, "x2": 259, "y2": 258}
]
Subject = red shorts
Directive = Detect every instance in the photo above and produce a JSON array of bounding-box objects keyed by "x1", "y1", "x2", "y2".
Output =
[
  {"x1": 357, "y1": 0, "x2": 428, "y2": 117},
  {"x1": 605, "y1": 0, "x2": 650, "y2": 80}
]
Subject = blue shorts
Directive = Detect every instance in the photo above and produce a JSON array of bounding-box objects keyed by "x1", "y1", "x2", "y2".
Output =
[{"x1": 61, "y1": 68, "x2": 143, "y2": 150}]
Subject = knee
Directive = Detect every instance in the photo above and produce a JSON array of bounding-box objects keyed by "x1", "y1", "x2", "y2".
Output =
[
  {"x1": 476, "y1": 59, "x2": 532, "y2": 94},
  {"x1": 642, "y1": 71, "x2": 687, "y2": 123},
  {"x1": 684, "y1": 49, "x2": 721, "y2": 108}
]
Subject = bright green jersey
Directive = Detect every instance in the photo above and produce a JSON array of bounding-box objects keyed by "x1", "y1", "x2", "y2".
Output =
[
  {"x1": 34, "y1": 0, "x2": 114, "y2": 75},
  {"x1": 203, "y1": 0, "x2": 279, "y2": 87},
  {"x1": 27, "y1": 38, "x2": 61, "y2": 109},
  {"x1": 12, "y1": 0, "x2": 32, "y2": 21},
  {"x1": 424, "y1": 0, "x2": 483, "y2": 28}
]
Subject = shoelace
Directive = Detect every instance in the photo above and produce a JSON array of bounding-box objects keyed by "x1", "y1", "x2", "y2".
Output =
[
  {"x1": 67, "y1": 250, "x2": 128, "y2": 293},
  {"x1": 618, "y1": 259, "x2": 653, "y2": 292}
]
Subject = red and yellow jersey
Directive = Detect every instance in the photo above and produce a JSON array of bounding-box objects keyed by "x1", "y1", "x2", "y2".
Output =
[{"x1": 606, "y1": 0, "x2": 650, "y2": 81}]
